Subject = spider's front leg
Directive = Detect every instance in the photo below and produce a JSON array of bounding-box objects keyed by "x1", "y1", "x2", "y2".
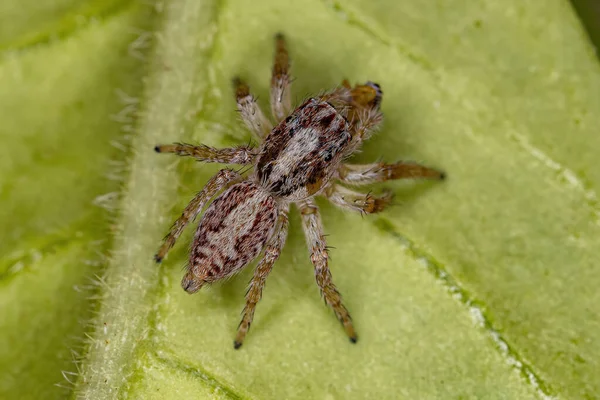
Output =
[
  {"x1": 324, "y1": 184, "x2": 393, "y2": 214},
  {"x1": 154, "y1": 169, "x2": 241, "y2": 262},
  {"x1": 270, "y1": 33, "x2": 292, "y2": 122},
  {"x1": 338, "y1": 161, "x2": 445, "y2": 185},
  {"x1": 298, "y1": 198, "x2": 357, "y2": 342},
  {"x1": 234, "y1": 207, "x2": 289, "y2": 349},
  {"x1": 326, "y1": 162, "x2": 445, "y2": 213}
]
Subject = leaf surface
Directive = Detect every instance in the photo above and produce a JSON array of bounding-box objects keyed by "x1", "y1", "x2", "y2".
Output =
[{"x1": 1, "y1": 0, "x2": 599, "y2": 399}]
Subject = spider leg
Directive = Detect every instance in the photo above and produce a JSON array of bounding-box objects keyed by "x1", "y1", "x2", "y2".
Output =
[
  {"x1": 233, "y1": 77, "x2": 273, "y2": 140},
  {"x1": 297, "y1": 198, "x2": 357, "y2": 342},
  {"x1": 234, "y1": 207, "x2": 289, "y2": 349},
  {"x1": 270, "y1": 33, "x2": 292, "y2": 122},
  {"x1": 154, "y1": 143, "x2": 257, "y2": 164},
  {"x1": 338, "y1": 162, "x2": 445, "y2": 185},
  {"x1": 317, "y1": 86, "x2": 353, "y2": 109},
  {"x1": 323, "y1": 81, "x2": 383, "y2": 153},
  {"x1": 154, "y1": 169, "x2": 242, "y2": 263},
  {"x1": 324, "y1": 184, "x2": 393, "y2": 214},
  {"x1": 345, "y1": 106, "x2": 384, "y2": 153}
]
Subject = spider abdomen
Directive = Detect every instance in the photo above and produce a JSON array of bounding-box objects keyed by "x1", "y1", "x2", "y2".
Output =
[
  {"x1": 254, "y1": 98, "x2": 351, "y2": 201},
  {"x1": 181, "y1": 181, "x2": 278, "y2": 293}
]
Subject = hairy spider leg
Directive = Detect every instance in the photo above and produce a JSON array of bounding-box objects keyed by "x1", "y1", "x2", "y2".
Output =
[
  {"x1": 154, "y1": 169, "x2": 242, "y2": 262},
  {"x1": 234, "y1": 77, "x2": 273, "y2": 140},
  {"x1": 324, "y1": 184, "x2": 393, "y2": 214},
  {"x1": 298, "y1": 198, "x2": 357, "y2": 342},
  {"x1": 154, "y1": 143, "x2": 257, "y2": 165},
  {"x1": 271, "y1": 33, "x2": 292, "y2": 122},
  {"x1": 234, "y1": 207, "x2": 289, "y2": 349},
  {"x1": 317, "y1": 82, "x2": 383, "y2": 152},
  {"x1": 338, "y1": 161, "x2": 445, "y2": 185}
]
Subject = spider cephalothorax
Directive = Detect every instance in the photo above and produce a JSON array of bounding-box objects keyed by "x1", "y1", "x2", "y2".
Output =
[{"x1": 154, "y1": 34, "x2": 444, "y2": 349}]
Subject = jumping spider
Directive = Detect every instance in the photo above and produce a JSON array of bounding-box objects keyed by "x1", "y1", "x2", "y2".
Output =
[{"x1": 154, "y1": 34, "x2": 444, "y2": 349}]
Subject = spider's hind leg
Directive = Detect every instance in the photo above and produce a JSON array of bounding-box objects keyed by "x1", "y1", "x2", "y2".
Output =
[
  {"x1": 234, "y1": 208, "x2": 289, "y2": 349},
  {"x1": 298, "y1": 199, "x2": 357, "y2": 342}
]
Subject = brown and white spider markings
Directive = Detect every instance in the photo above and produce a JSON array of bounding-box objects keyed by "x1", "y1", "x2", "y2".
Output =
[{"x1": 154, "y1": 33, "x2": 445, "y2": 349}]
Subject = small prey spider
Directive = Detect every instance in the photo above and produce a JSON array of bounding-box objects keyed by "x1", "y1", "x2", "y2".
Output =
[{"x1": 154, "y1": 34, "x2": 445, "y2": 349}]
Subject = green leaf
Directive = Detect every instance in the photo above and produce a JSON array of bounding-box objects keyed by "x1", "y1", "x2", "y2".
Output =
[{"x1": 1, "y1": 0, "x2": 599, "y2": 399}]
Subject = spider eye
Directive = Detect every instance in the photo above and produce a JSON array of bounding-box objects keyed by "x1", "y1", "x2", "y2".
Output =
[
  {"x1": 322, "y1": 144, "x2": 339, "y2": 162},
  {"x1": 323, "y1": 147, "x2": 336, "y2": 162}
]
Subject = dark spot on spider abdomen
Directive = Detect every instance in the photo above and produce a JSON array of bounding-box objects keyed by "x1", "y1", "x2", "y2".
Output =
[
  {"x1": 188, "y1": 181, "x2": 277, "y2": 282},
  {"x1": 318, "y1": 112, "x2": 336, "y2": 129},
  {"x1": 255, "y1": 98, "x2": 351, "y2": 200}
]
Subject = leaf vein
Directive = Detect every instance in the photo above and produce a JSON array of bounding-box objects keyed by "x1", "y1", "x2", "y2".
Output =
[
  {"x1": 320, "y1": 0, "x2": 435, "y2": 72},
  {"x1": 373, "y1": 217, "x2": 557, "y2": 400},
  {"x1": 0, "y1": 0, "x2": 136, "y2": 53},
  {"x1": 153, "y1": 350, "x2": 248, "y2": 400}
]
